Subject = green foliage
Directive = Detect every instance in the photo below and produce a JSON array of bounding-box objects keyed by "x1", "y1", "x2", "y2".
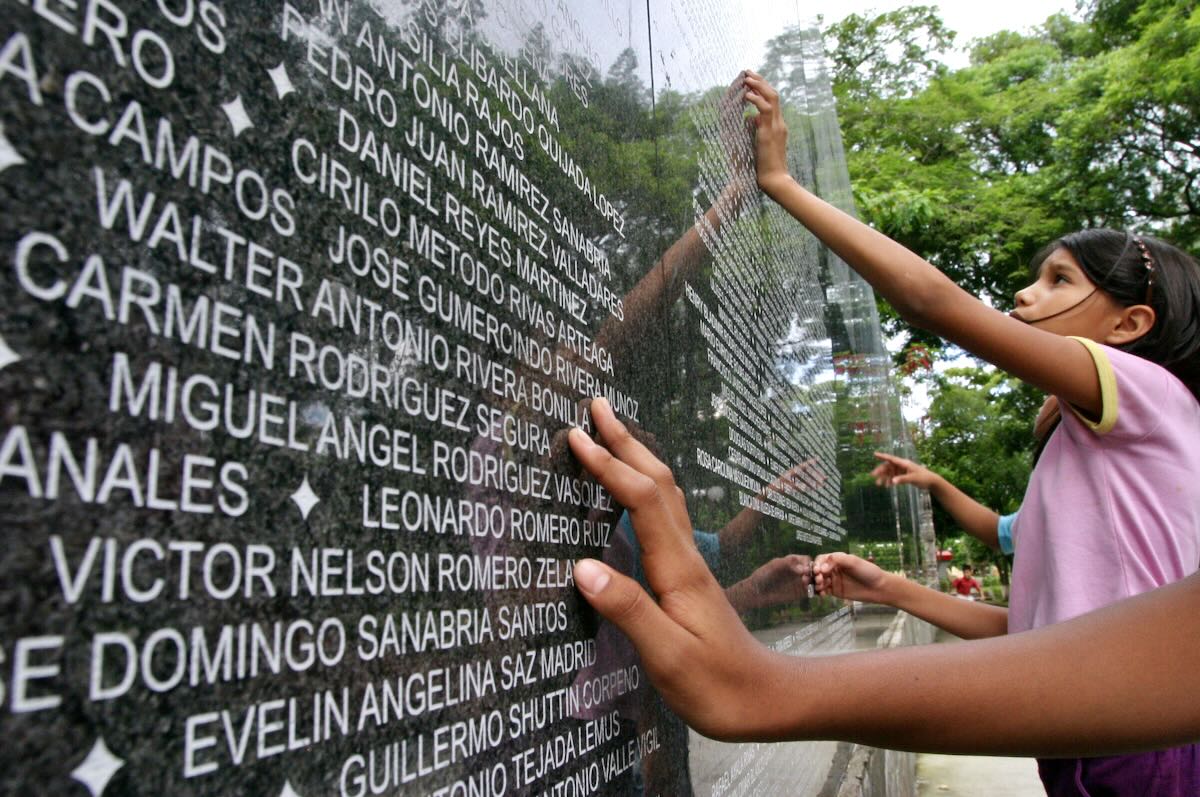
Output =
[
  {"x1": 850, "y1": 541, "x2": 905, "y2": 572},
  {"x1": 822, "y1": 6, "x2": 956, "y2": 104},
  {"x1": 1059, "y1": 2, "x2": 1200, "y2": 246},
  {"x1": 784, "y1": 1, "x2": 1200, "y2": 343}
]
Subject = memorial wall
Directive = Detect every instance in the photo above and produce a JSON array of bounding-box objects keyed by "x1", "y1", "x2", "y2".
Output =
[{"x1": 0, "y1": 1, "x2": 921, "y2": 794}]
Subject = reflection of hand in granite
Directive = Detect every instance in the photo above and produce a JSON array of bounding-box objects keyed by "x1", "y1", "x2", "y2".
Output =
[
  {"x1": 586, "y1": 80, "x2": 755, "y2": 370},
  {"x1": 724, "y1": 554, "x2": 813, "y2": 611},
  {"x1": 716, "y1": 72, "x2": 757, "y2": 208},
  {"x1": 766, "y1": 457, "x2": 826, "y2": 496},
  {"x1": 717, "y1": 457, "x2": 825, "y2": 550}
]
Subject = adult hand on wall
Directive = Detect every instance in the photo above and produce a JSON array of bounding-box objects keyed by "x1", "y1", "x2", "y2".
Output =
[
  {"x1": 718, "y1": 73, "x2": 758, "y2": 202},
  {"x1": 569, "y1": 398, "x2": 793, "y2": 741}
]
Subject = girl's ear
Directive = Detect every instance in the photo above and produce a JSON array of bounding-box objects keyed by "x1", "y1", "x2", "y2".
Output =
[{"x1": 1105, "y1": 304, "x2": 1157, "y2": 346}]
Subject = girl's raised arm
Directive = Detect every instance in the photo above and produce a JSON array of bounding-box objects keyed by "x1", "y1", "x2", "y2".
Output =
[{"x1": 743, "y1": 72, "x2": 1108, "y2": 417}]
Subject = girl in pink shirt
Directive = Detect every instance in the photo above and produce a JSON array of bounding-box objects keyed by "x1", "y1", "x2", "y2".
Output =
[
  {"x1": 563, "y1": 72, "x2": 1200, "y2": 786},
  {"x1": 734, "y1": 72, "x2": 1200, "y2": 795}
]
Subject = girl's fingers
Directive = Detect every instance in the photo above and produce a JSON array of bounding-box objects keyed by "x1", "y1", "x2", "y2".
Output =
[
  {"x1": 872, "y1": 462, "x2": 901, "y2": 485},
  {"x1": 588, "y1": 398, "x2": 670, "y2": 483},
  {"x1": 585, "y1": 399, "x2": 693, "y2": 530},
  {"x1": 573, "y1": 559, "x2": 694, "y2": 664},
  {"x1": 742, "y1": 74, "x2": 778, "y2": 101},
  {"x1": 567, "y1": 427, "x2": 679, "y2": 535},
  {"x1": 566, "y1": 415, "x2": 696, "y2": 580},
  {"x1": 873, "y1": 451, "x2": 908, "y2": 466},
  {"x1": 744, "y1": 91, "x2": 770, "y2": 113},
  {"x1": 568, "y1": 426, "x2": 657, "y2": 508}
]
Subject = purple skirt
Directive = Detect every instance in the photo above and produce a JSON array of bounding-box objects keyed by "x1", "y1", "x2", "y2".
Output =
[{"x1": 1038, "y1": 745, "x2": 1200, "y2": 796}]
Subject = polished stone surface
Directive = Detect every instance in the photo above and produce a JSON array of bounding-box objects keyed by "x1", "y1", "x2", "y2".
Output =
[{"x1": 0, "y1": 1, "x2": 920, "y2": 793}]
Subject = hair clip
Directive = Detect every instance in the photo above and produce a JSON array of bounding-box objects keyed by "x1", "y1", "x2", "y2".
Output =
[{"x1": 1132, "y1": 236, "x2": 1156, "y2": 305}]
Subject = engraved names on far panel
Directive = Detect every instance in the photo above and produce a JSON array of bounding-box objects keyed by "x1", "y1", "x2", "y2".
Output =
[
  {"x1": 684, "y1": 188, "x2": 843, "y2": 545},
  {"x1": 645, "y1": 0, "x2": 843, "y2": 548},
  {"x1": 0, "y1": 1, "x2": 662, "y2": 794}
]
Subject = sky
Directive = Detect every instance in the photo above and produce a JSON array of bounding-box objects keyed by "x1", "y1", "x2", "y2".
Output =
[{"x1": 745, "y1": 0, "x2": 1080, "y2": 68}]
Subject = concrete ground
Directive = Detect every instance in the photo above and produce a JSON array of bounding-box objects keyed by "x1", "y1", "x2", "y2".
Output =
[
  {"x1": 915, "y1": 628, "x2": 1045, "y2": 796},
  {"x1": 916, "y1": 754, "x2": 1044, "y2": 796}
]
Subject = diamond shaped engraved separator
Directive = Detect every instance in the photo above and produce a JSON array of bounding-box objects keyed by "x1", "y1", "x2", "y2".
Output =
[
  {"x1": 0, "y1": 334, "x2": 19, "y2": 371},
  {"x1": 291, "y1": 475, "x2": 320, "y2": 520},
  {"x1": 267, "y1": 62, "x2": 296, "y2": 99},
  {"x1": 0, "y1": 124, "x2": 25, "y2": 174},
  {"x1": 70, "y1": 737, "x2": 124, "y2": 797},
  {"x1": 221, "y1": 95, "x2": 254, "y2": 137}
]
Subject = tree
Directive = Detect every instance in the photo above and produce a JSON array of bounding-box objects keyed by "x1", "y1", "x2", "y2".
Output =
[
  {"x1": 772, "y1": 1, "x2": 1200, "y2": 351},
  {"x1": 1058, "y1": 1, "x2": 1200, "y2": 248},
  {"x1": 821, "y1": 6, "x2": 956, "y2": 107}
]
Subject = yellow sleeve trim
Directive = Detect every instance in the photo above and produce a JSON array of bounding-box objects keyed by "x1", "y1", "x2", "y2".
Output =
[{"x1": 1066, "y1": 337, "x2": 1118, "y2": 434}]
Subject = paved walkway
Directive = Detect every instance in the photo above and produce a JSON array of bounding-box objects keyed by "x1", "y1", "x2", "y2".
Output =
[{"x1": 916, "y1": 753, "x2": 1044, "y2": 796}]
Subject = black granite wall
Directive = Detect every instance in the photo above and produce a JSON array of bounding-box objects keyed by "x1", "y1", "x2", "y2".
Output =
[{"x1": 0, "y1": 1, "x2": 919, "y2": 794}]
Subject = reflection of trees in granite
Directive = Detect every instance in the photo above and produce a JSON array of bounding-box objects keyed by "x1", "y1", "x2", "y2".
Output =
[{"x1": 0, "y1": 3, "x2": 909, "y2": 795}]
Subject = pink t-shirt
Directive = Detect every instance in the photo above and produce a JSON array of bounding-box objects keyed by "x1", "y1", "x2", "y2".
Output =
[{"x1": 1008, "y1": 340, "x2": 1200, "y2": 633}]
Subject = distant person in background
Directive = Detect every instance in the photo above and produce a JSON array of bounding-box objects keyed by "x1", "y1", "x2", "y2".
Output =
[{"x1": 952, "y1": 564, "x2": 982, "y2": 600}]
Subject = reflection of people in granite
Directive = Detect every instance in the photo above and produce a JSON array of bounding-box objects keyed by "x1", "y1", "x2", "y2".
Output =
[
  {"x1": 566, "y1": 423, "x2": 820, "y2": 796},
  {"x1": 468, "y1": 73, "x2": 768, "y2": 577},
  {"x1": 555, "y1": 77, "x2": 831, "y2": 795},
  {"x1": 588, "y1": 79, "x2": 758, "y2": 372},
  {"x1": 612, "y1": 464, "x2": 822, "y2": 611},
  {"x1": 462, "y1": 75, "x2": 816, "y2": 793},
  {"x1": 583, "y1": 430, "x2": 820, "y2": 602},
  {"x1": 575, "y1": 502, "x2": 817, "y2": 724}
]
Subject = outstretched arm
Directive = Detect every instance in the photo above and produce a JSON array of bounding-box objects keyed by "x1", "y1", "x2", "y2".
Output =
[
  {"x1": 872, "y1": 453, "x2": 1001, "y2": 549},
  {"x1": 813, "y1": 552, "x2": 1007, "y2": 639},
  {"x1": 569, "y1": 397, "x2": 1200, "y2": 755},
  {"x1": 742, "y1": 71, "x2": 1106, "y2": 419},
  {"x1": 592, "y1": 79, "x2": 754, "y2": 366}
]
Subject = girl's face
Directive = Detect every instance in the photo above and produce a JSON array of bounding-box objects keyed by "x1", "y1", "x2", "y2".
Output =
[{"x1": 1011, "y1": 248, "x2": 1125, "y2": 338}]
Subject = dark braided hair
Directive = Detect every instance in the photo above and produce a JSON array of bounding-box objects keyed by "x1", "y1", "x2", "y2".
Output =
[{"x1": 1031, "y1": 229, "x2": 1200, "y2": 402}]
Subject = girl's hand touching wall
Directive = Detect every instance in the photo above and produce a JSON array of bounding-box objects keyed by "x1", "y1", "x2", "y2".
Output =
[{"x1": 742, "y1": 70, "x2": 792, "y2": 194}]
